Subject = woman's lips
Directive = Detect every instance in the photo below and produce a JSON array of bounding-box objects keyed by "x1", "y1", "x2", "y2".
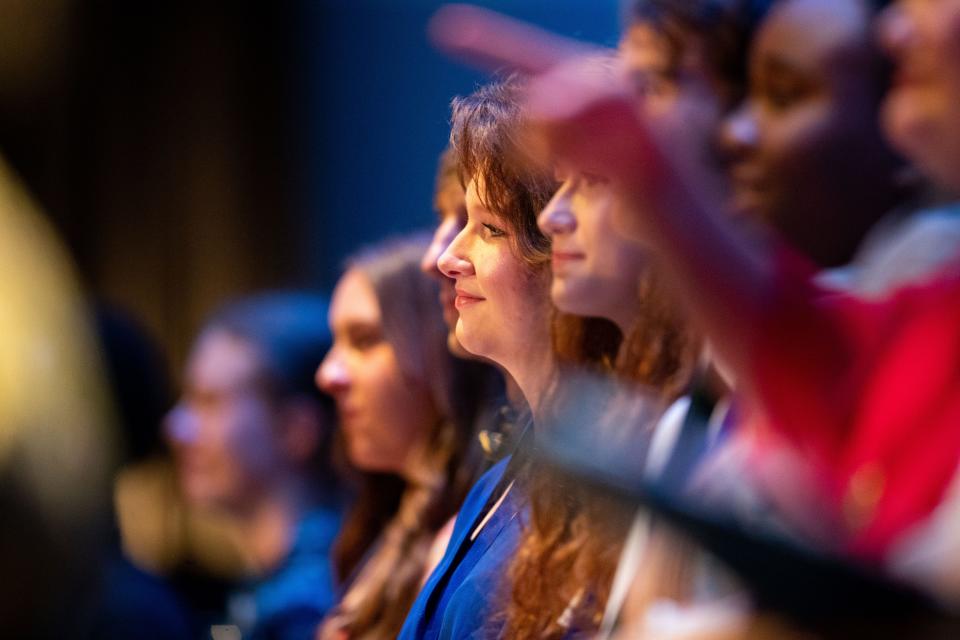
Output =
[
  {"x1": 178, "y1": 452, "x2": 209, "y2": 478},
  {"x1": 552, "y1": 251, "x2": 585, "y2": 262},
  {"x1": 728, "y1": 162, "x2": 765, "y2": 189},
  {"x1": 891, "y1": 61, "x2": 932, "y2": 90},
  {"x1": 726, "y1": 165, "x2": 768, "y2": 216},
  {"x1": 337, "y1": 403, "x2": 361, "y2": 425},
  {"x1": 454, "y1": 288, "x2": 484, "y2": 309},
  {"x1": 551, "y1": 251, "x2": 585, "y2": 273}
]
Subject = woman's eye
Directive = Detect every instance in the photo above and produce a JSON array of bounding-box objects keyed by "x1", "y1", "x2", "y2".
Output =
[
  {"x1": 582, "y1": 172, "x2": 609, "y2": 187},
  {"x1": 482, "y1": 222, "x2": 507, "y2": 238},
  {"x1": 348, "y1": 331, "x2": 382, "y2": 351},
  {"x1": 758, "y1": 72, "x2": 812, "y2": 112},
  {"x1": 764, "y1": 85, "x2": 801, "y2": 110}
]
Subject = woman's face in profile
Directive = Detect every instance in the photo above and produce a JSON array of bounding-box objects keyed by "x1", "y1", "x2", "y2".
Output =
[
  {"x1": 537, "y1": 163, "x2": 646, "y2": 330},
  {"x1": 166, "y1": 329, "x2": 287, "y2": 513},
  {"x1": 438, "y1": 177, "x2": 552, "y2": 371},
  {"x1": 317, "y1": 268, "x2": 437, "y2": 476}
]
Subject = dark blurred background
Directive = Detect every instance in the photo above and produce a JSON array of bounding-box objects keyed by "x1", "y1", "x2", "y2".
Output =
[{"x1": 0, "y1": 0, "x2": 618, "y2": 372}]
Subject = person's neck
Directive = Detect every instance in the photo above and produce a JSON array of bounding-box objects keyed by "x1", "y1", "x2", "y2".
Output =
[
  {"x1": 234, "y1": 481, "x2": 310, "y2": 574},
  {"x1": 503, "y1": 373, "x2": 525, "y2": 411},
  {"x1": 502, "y1": 340, "x2": 556, "y2": 420},
  {"x1": 611, "y1": 300, "x2": 643, "y2": 338}
]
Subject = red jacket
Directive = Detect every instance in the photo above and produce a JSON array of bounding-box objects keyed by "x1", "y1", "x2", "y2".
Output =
[{"x1": 750, "y1": 250, "x2": 960, "y2": 559}]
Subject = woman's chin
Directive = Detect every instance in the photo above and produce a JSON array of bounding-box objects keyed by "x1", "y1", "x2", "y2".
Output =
[
  {"x1": 552, "y1": 280, "x2": 598, "y2": 318},
  {"x1": 882, "y1": 91, "x2": 934, "y2": 162},
  {"x1": 446, "y1": 331, "x2": 473, "y2": 359},
  {"x1": 455, "y1": 325, "x2": 500, "y2": 366}
]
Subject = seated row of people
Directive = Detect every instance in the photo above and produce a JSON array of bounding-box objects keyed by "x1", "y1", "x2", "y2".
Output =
[{"x1": 155, "y1": 0, "x2": 960, "y2": 637}]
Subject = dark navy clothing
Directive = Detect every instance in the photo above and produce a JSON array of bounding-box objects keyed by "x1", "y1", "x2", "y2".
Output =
[
  {"x1": 91, "y1": 550, "x2": 193, "y2": 640},
  {"x1": 228, "y1": 506, "x2": 341, "y2": 640},
  {"x1": 399, "y1": 456, "x2": 525, "y2": 640}
]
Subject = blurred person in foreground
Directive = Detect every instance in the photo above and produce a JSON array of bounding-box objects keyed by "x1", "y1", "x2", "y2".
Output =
[
  {"x1": 509, "y1": 145, "x2": 699, "y2": 636},
  {"x1": 166, "y1": 293, "x2": 344, "y2": 640},
  {"x1": 607, "y1": 0, "x2": 932, "y2": 634},
  {"x1": 527, "y1": 1, "x2": 775, "y2": 635},
  {"x1": 316, "y1": 234, "x2": 493, "y2": 639},
  {"x1": 0, "y1": 154, "x2": 115, "y2": 638}
]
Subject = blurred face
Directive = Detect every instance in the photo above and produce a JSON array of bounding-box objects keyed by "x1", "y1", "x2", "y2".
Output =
[
  {"x1": 538, "y1": 164, "x2": 646, "y2": 330},
  {"x1": 166, "y1": 330, "x2": 284, "y2": 513},
  {"x1": 721, "y1": 0, "x2": 896, "y2": 265},
  {"x1": 615, "y1": 21, "x2": 728, "y2": 241},
  {"x1": 437, "y1": 177, "x2": 553, "y2": 371},
  {"x1": 421, "y1": 178, "x2": 471, "y2": 356},
  {"x1": 317, "y1": 268, "x2": 437, "y2": 475},
  {"x1": 879, "y1": 0, "x2": 960, "y2": 193}
]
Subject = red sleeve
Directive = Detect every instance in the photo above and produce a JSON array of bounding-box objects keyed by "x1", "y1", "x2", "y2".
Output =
[
  {"x1": 748, "y1": 247, "x2": 877, "y2": 466},
  {"x1": 747, "y1": 245, "x2": 960, "y2": 555}
]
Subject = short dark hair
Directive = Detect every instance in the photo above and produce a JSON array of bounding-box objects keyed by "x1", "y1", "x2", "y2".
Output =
[
  {"x1": 624, "y1": 0, "x2": 774, "y2": 103},
  {"x1": 205, "y1": 292, "x2": 331, "y2": 401}
]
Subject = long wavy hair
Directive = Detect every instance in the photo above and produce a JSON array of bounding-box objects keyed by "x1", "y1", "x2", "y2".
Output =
[
  {"x1": 502, "y1": 0, "x2": 775, "y2": 634},
  {"x1": 321, "y1": 235, "x2": 498, "y2": 640},
  {"x1": 506, "y1": 273, "x2": 699, "y2": 639}
]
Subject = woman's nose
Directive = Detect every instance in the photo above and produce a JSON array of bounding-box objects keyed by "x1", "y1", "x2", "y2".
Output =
[
  {"x1": 164, "y1": 403, "x2": 199, "y2": 447},
  {"x1": 719, "y1": 101, "x2": 759, "y2": 158},
  {"x1": 316, "y1": 350, "x2": 350, "y2": 395},
  {"x1": 438, "y1": 229, "x2": 475, "y2": 279},
  {"x1": 538, "y1": 190, "x2": 577, "y2": 236}
]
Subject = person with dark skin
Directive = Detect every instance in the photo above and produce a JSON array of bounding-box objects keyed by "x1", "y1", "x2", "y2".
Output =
[{"x1": 720, "y1": 0, "x2": 913, "y2": 270}]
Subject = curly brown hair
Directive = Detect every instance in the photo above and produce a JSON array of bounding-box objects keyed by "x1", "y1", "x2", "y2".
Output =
[
  {"x1": 499, "y1": 1, "x2": 754, "y2": 631},
  {"x1": 505, "y1": 274, "x2": 698, "y2": 639}
]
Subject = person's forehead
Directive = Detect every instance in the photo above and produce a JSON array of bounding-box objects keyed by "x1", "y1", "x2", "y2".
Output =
[
  {"x1": 330, "y1": 269, "x2": 380, "y2": 328},
  {"x1": 465, "y1": 176, "x2": 490, "y2": 210},
  {"x1": 756, "y1": 0, "x2": 869, "y2": 69},
  {"x1": 620, "y1": 22, "x2": 672, "y2": 72},
  {"x1": 188, "y1": 330, "x2": 262, "y2": 390}
]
